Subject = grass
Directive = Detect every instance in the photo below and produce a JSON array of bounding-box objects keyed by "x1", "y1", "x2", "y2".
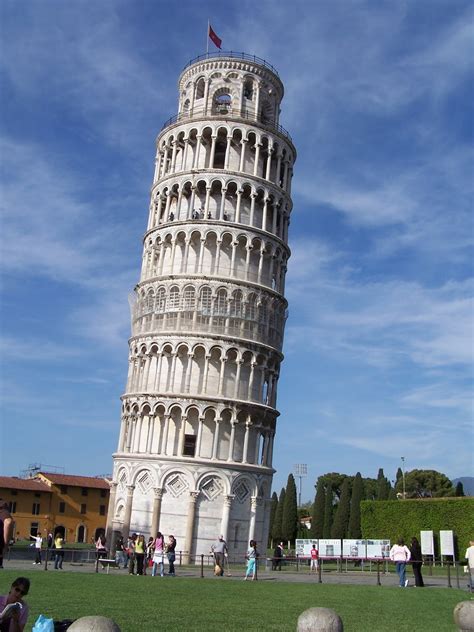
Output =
[{"x1": 1, "y1": 569, "x2": 468, "y2": 631}]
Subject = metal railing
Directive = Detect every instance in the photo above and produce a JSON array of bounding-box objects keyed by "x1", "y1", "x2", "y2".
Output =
[
  {"x1": 160, "y1": 108, "x2": 292, "y2": 142},
  {"x1": 182, "y1": 52, "x2": 280, "y2": 76}
]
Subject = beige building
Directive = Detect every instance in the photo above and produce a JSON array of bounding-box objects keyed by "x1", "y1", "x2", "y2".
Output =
[
  {"x1": 107, "y1": 52, "x2": 296, "y2": 559},
  {"x1": 0, "y1": 473, "x2": 110, "y2": 543}
]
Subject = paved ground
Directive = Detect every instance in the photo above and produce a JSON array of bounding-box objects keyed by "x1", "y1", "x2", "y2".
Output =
[{"x1": 2, "y1": 558, "x2": 469, "y2": 591}]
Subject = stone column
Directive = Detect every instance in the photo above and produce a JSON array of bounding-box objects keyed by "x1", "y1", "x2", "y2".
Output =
[
  {"x1": 224, "y1": 136, "x2": 232, "y2": 170},
  {"x1": 209, "y1": 135, "x2": 217, "y2": 168},
  {"x1": 253, "y1": 143, "x2": 261, "y2": 177},
  {"x1": 178, "y1": 415, "x2": 187, "y2": 455},
  {"x1": 196, "y1": 416, "x2": 204, "y2": 457},
  {"x1": 228, "y1": 419, "x2": 236, "y2": 462},
  {"x1": 221, "y1": 495, "x2": 234, "y2": 542},
  {"x1": 150, "y1": 487, "x2": 163, "y2": 538},
  {"x1": 105, "y1": 482, "x2": 118, "y2": 551},
  {"x1": 122, "y1": 485, "x2": 135, "y2": 538},
  {"x1": 212, "y1": 419, "x2": 220, "y2": 460},
  {"x1": 243, "y1": 419, "x2": 251, "y2": 463},
  {"x1": 183, "y1": 491, "x2": 200, "y2": 563},
  {"x1": 248, "y1": 496, "x2": 258, "y2": 543},
  {"x1": 239, "y1": 139, "x2": 248, "y2": 172}
]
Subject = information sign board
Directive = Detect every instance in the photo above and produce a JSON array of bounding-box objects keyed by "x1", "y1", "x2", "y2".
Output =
[
  {"x1": 366, "y1": 539, "x2": 391, "y2": 559},
  {"x1": 342, "y1": 539, "x2": 366, "y2": 558},
  {"x1": 295, "y1": 539, "x2": 318, "y2": 558},
  {"x1": 440, "y1": 530, "x2": 454, "y2": 557},
  {"x1": 318, "y1": 539, "x2": 342, "y2": 558},
  {"x1": 420, "y1": 530, "x2": 434, "y2": 556}
]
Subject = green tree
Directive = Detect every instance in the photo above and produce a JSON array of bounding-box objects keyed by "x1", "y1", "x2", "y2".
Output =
[
  {"x1": 348, "y1": 472, "x2": 363, "y2": 538},
  {"x1": 282, "y1": 474, "x2": 298, "y2": 543},
  {"x1": 268, "y1": 492, "x2": 278, "y2": 544},
  {"x1": 272, "y1": 488, "x2": 285, "y2": 541},
  {"x1": 395, "y1": 469, "x2": 455, "y2": 498},
  {"x1": 455, "y1": 481, "x2": 465, "y2": 497},
  {"x1": 323, "y1": 483, "x2": 334, "y2": 538},
  {"x1": 310, "y1": 478, "x2": 325, "y2": 538},
  {"x1": 318, "y1": 472, "x2": 347, "y2": 499},
  {"x1": 331, "y1": 477, "x2": 351, "y2": 538},
  {"x1": 376, "y1": 468, "x2": 391, "y2": 501}
]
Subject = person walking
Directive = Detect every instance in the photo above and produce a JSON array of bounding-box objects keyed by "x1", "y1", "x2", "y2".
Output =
[
  {"x1": 29, "y1": 533, "x2": 43, "y2": 565},
  {"x1": 464, "y1": 540, "x2": 474, "y2": 590},
  {"x1": 244, "y1": 540, "x2": 259, "y2": 581},
  {"x1": 272, "y1": 542, "x2": 284, "y2": 571},
  {"x1": 166, "y1": 535, "x2": 177, "y2": 576},
  {"x1": 410, "y1": 537, "x2": 424, "y2": 587},
  {"x1": 95, "y1": 534, "x2": 107, "y2": 562},
  {"x1": 390, "y1": 538, "x2": 411, "y2": 587},
  {"x1": 211, "y1": 535, "x2": 228, "y2": 576}
]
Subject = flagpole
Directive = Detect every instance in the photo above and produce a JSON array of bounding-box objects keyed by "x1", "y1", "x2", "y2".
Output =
[{"x1": 206, "y1": 19, "x2": 209, "y2": 54}]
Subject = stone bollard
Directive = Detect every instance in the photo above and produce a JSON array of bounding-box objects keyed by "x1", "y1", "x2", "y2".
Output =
[
  {"x1": 68, "y1": 616, "x2": 121, "y2": 632},
  {"x1": 454, "y1": 602, "x2": 474, "y2": 632},
  {"x1": 297, "y1": 607, "x2": 344, "y2": 632}
]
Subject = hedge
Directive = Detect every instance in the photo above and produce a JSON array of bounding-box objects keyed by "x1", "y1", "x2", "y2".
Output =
[{"x1": 361, "y1": 497, "x2": 474, "y2": 559}]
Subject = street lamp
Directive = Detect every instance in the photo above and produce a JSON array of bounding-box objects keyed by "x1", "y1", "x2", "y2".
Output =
[
  {"x1": 401, "y1": 457, "x2": 406, "y2": 499},
  {"x1": 293, "y1": 464, "x2": 307, "y2": 507}
]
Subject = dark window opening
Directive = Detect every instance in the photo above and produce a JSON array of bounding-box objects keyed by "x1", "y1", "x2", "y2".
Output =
[
  {"x1": 81, "y1": 488, "x2": 88, "y2": 496},
  {"x1": 100, "y1": 489, "x2": 107, "y2": 498},
  {"x1": 99, "y1": 505, "x2": 106, "y2": 516},
  {"x1": 183, "y1": 434, "x2": 197, "y2": 457},
  {"x1": 9, "y1": 501, "x2": 16, "y2": 513},
  {"x1": 32, "y1": 503, "x2": 40, "y2": 515},
  {"x1": 60, "y1": 486, "x2": 68, "y2": 494},
  {"x1": 81, "y1": 503, "x2": 86, "y2": 514},
  {"x1": 59, "y1": 502, "x2": 65, "y2": 513}
]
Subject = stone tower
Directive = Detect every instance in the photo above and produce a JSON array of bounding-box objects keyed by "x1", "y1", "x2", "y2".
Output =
[{"x1": 106, "y1": 52, "x2": 296, "y2": 559}]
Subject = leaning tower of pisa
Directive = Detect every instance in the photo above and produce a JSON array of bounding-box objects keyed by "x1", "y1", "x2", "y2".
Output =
[{"x1": 106, "y1": 52, "x2": 296, "y2": 559}]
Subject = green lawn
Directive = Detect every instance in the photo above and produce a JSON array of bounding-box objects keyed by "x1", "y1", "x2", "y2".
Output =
[{"x1": 1, "y1": 570, "x2": 467, "y2": 631}]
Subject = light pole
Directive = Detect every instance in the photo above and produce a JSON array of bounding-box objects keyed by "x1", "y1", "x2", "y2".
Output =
[
  {"x1": 293, "y1": 464, "x2": 307, "y2": 507},
  {"x1": 401, "y1": 457, "x2": 406, "y2": 499}
]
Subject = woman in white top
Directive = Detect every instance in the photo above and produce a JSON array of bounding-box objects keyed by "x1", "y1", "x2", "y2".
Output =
[{"x1": 389, "y1": 538, "x2": 411, "y2": 587}]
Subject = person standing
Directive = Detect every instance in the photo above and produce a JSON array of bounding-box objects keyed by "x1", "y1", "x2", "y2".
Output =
[
  {"x1": 95, "y1": 534, "x2": 107, "y2": 562},
  {"x1": 54, "y1": 533, "x2": 65, "y2": 570},
  {"x1": 135, "y1": 534, "x2": 146, "y2": 575},
  {"x1": 272, "y1": 542, "x2": 284, "y2": 571},
  {"x1": 0, "y1": 576, "x2": 30, "y2": 632},
  {"x1": 410, "y1": 537, "x2": 424, "y2": 587},
  {"x1": 29, "y1": 533, "x2": 43, "y2": 565},
  {"x1": 0, "y1": 500, "x2": 13, "y2": 569},
  {"x1": 151, "y1": 532, "x2": 165, "y2": 577},
  {"x1": 127, "y1": 534, "x2": 137, "y2": 575},
  {"x1": 310, "y1": 543, "x2": 319, "y2": 574},
  {"x1": 211, "y1": 535, "x2": 228, "y2": 576},
  {"x1": 244, "y1": 540, "x2": 259, "y2": 581},
  {"x1": 390, "y1": 538, "x2": 411, "y2": 587},
  {"x1": 464, "y1": 540, "x2": 474, "y2": 590},
  {"x1": 167, "y1": 535, "x2": 177, "y2": 576}
]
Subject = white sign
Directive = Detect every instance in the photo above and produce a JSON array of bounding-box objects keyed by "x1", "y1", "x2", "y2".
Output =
[
  {"x1": 440, "y1": 530, "x2": 454, "y2": 557},
  {"x1": 295, "y1": 539, "x2": 318, "y2": 558},
  {"x1": 420, "y1": 530, "x2": 434, "y2": 556},
  {"x1": 318, "y1": 539, "x2": 342, "y2": 558},
  {"x1": 366, "y1": 539, "x2": 391, "y2": 559},
  {"x1": 343, "y1": 539, "x2": 366, "y2": 558}
]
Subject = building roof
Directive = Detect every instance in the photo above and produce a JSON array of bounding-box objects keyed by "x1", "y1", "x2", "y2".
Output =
[
  {"x1": 0, "y1": 476, "x2": 52, "y2": 493},
  {"x1": 37, "y1": 472, "x2": 110, "y2": 490}
]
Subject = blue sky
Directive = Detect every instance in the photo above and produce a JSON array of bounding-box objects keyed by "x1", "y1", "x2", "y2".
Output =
[{"x1": 1, "y1": 0, "x2": 472, "y2": 501}]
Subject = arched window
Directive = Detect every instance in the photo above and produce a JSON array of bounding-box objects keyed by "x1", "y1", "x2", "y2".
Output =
[
  {"x1": 168, "y1": 287, "x2": 180, "y2": 310},
  {"x1": 195, "y1": 78, "x2": 205, "y2": 99},
  {"x1": 156, "y1": 287, "x2": 166, "y2": 312}
]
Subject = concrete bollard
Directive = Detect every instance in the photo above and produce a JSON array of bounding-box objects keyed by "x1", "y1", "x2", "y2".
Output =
[
  {"x1": 68, "y1": 616, "x2": 121, "y2": 632},
  {"x1": 454, "y1": 601, "x2": 474, "y2": 632},
  {"x1": 297, "y1": 607, "x2": 344, "y2": 632}
]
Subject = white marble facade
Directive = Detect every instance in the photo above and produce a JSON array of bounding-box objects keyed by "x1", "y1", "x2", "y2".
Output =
[{"x1": 106, "y1": 53, "x2": 296, "y2": 560}]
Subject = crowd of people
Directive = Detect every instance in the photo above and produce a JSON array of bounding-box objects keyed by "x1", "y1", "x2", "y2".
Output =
[{"x1": 111, "y1": 532, "x2": 177, "y2": 577}]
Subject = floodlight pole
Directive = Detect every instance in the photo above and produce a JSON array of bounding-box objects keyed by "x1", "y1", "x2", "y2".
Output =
[
  {"x1": 401, "y1": 457, "x2": 406, "y2": 499},
  {"x1": 294, "y1": 464, "x2": 307, "y2": 507}
]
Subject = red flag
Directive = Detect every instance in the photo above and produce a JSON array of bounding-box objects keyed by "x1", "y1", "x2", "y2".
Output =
[{"x1": 209, "y1": 25, "x2": 222, "y2": 49}]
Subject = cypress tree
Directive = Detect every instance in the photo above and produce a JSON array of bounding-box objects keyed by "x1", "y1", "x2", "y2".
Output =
[
  {"x1": 282, "y1": 474, "x2": 298, "y2": 544},
  {"x1": 376, "y1": 468, "x2": 390, "y2": 500},
  {"x1": 348, "y1": 472, "x2": 363, "y2": 538},
  {"x1": 310, "y1": 478, "x2": 325, "y2": 538},
  {"x1": 323, "y1": 483, "x2": 334, "y2": 538},
  {"x1": 455, "y1": 481, "x2": 465, "y2": 497},
  {"x1": 272, "y1": 487, "x2": 285, "y2": 542},
  {"x1": 268, "y1": 492, "x2": 279, "y2": 545},
  {"x1": 331, "y1": 477, "x2": 351, "y2": 538}
]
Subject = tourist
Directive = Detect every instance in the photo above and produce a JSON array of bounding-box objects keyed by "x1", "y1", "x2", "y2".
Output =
[
  {"x1": 54, "y1": 533, "x2": 65, "y2": 570},
  {"x1": 465, "y1": 540, "x2": 474, "y2": 589},
  {"x1": 310, "y1": 543, "x2": 319, "y2": 574},
  {"x1": 151, "y1": 532, "x2": 165, "y2": 577},
  {"x1": 389, "y1": 538, "x2": 411, "y2": 587},
  {"x1": 410, "y1": 537, "x2": 424, "y2": 587},
  {"x1": 167, "y1": 535, "x2": 177, "y2": 576},
  {"x1": 211, "y1": 535, "x2": 228, "y2": 576},
  {"x1": 244, "y1": 540, "x2": 259, "y2": 581},
  {"x1": 272, "y1": 542, "x2": 284, "y2": 571},
  {"x1": 145, "y1": 536, "x2": 155, "y2": 573},
  {"x1": 95, "y1": 533, "x2": 107, "y2": 561},
  {"x1": 0, "y1": 577, "x2": 30, "y2": 631},
  {"x1": 135, "y1": 534, "x2": 146, "y2": 575},
  {"x1": 29, "y1": 532, "x2": 43, "y2": 565},
  {"x1": 0, "y1": 500, "x2": 13, "y2": 569},
  {"x1": 127, "y1": 534, "x2": 137, "y2": 575}
]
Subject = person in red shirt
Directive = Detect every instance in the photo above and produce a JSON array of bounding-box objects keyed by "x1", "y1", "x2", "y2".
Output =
[{"x1": 310, "y1": 543, "x2": 319, "y2": 573}]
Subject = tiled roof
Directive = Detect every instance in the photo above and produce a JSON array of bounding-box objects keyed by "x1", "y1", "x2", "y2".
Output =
[
  {"x1": 37, "y1": 473, "x2": 110, "y2": 490},
  {"x1": 0, "y1": 476, "x2": 52, "y2": 492}
]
